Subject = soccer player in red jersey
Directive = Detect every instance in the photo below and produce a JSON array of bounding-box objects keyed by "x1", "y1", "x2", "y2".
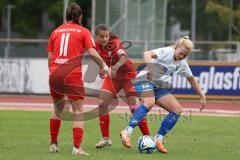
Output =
[
  {"x1": 94, "y1": 24, "x2": 150, "y2": 148},
  {"x1": 48, "y1": 3, "x2": 109, "y2": 156}
]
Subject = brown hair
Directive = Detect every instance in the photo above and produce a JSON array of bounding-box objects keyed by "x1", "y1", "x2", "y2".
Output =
[
  {"x1": 95, "y1": 24, "x2": 118, "y2": 39},
  {"x1": 66, "y1": 3, "x2": 82, "y2": 24}
]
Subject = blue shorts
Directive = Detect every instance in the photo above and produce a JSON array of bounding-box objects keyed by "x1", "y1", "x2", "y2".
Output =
[{"x1": 134, "y1": 81, "x2": 171, "y2": 100}]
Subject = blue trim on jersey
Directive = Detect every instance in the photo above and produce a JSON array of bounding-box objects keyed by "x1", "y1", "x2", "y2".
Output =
[{"x1": 134, "y1": 81, "x2": 171, "y2": 100}]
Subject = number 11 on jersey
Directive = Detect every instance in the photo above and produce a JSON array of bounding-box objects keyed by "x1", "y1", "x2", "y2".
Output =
[{"x1": 60, "y1": 33, "x2": 70, "y2": 57}]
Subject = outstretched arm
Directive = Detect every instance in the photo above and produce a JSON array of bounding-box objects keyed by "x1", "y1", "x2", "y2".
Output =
[
  {"x1": 143, "y1": 51, "x2": 157, "y2": 78},
  {"x1": 111, "y1": 54, "x2": 127, "y2": 71},
  {"x1": 143, "y1": 51, "x2": 157, "y2": 70},
  {"x1": 110, "y1": 55, "x2": 127, "y2": 79},
  {"x1": 87, "y1": 48, "x2": 110, "y2": 78},
  {"x1": 187, "y1": 76, "x2": 207, "y2": 111}
]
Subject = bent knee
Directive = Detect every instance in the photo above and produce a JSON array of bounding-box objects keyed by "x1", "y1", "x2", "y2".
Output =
[
  {"x1": 142, "y1": 99, "x2": 155, "y2": 108},
  {"x1": 174, "y1": 108, "x2": 183, "y2": 115}
]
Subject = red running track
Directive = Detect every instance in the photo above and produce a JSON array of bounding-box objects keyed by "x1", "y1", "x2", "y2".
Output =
[{"x1": 0, "y1": 95, "x2": 239, "y2": 116}]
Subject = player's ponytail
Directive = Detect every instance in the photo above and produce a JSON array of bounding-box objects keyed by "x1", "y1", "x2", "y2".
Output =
[
  {"x1": 66, "y1": 3, "x2": 82, "y2": 24},
  {"x1": 173, "y1": 36, "x2": 193, "y2": 52}
]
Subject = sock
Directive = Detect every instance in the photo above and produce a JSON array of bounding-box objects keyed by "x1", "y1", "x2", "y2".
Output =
[
  {"x1": 99, "y1": 114, "x2": 110, "y2": 138},
  {"x1": 125, "y1": 126, "x2": 134, "y2": 135},
  {"x1": 129, "y1": 105, "x2": 150, "y2": 136},
  {"x1": 155, "y1": 134, "x2": 164, "y2": 141},
  {"x1": 50, "y1": 118, "x2": 61, "y2": 144},
  {"x1": 126, "y1": 104, "x2": 149, "y2": 135},
  {"x1": 73, "y1": 128, "x2": 83, "y2": 148},
  {"x1": 157, "y1": 112, "x2": 180, "y2": 139},
  {"x1": 138, "y1": 118, "x2": 150, "y2": 135}
]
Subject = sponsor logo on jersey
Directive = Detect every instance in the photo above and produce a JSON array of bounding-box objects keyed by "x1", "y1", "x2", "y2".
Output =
[{"x1": 55, "y1": 58, "x2": 68, "y2": 64}]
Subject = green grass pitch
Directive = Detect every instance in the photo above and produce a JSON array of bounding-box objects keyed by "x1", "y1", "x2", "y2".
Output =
[{"x1": 0, "y1": 110, "x2": 240, "y2": 160}]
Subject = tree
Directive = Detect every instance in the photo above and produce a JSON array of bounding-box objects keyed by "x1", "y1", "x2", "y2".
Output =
[
  {"x1": 1, "y1": 0, "x2": 91, "y2": 38},
  {"x1": 0, "y1": 1, "x2": 5, "y2": 29},
  {"x1": 206, "y1": 0, "x2": 240, "y2": 41},
  {"x1": 47, "y1": 0, "x2": 92, "y2": 29},
  {"x1": 167, "y1": 0, "x2": 239, "y2": 41}
]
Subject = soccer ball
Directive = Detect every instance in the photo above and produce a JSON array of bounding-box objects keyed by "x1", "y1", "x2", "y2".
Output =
[{"x1": 136, "y1": 135, "x2": 156, "y2": 154}]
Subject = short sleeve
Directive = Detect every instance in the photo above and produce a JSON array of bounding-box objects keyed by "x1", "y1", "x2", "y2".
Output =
[
  {"x1": 151, "y1": 47, "x2": 174, "y2": 62},
  {"x1": 83, "y1": 29, "x2": 95, "y2": 49},
  {"x1": 111, "y1": 38, "x2": 127, "y2": 56},
  {"x1": 178, "y1": 60, "x2": 193, "y2": 77},
  {"x1": 116, "y1": 49, "x2": 126, "y2": 56},
  {"x1": 152, "y1": 48, "x2": 164, "y2": 59}
]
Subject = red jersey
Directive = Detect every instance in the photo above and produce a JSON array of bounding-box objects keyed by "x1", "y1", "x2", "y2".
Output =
[
  {"x1": 95, "y1": 37, "x2": 136, "y2": 79},
  {"x1": 48, "y1": 22, "x2": 95, "y2": 75}
]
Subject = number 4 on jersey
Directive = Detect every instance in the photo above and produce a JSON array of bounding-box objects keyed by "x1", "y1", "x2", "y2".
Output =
[{"x1": 60, "y1": 33, "x2": 70, "y2": 56}]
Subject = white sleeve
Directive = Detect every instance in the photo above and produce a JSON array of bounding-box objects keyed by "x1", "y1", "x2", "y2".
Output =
[
  {"x1": 178, "y1": 60, "x2": 193, "y2": 77},
  {"x1": 151, "y1": 48, "x2": 169, "y2": 62}
]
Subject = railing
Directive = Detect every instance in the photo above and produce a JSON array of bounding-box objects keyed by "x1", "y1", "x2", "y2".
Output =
[
  {"x1": 125, "y1": 40, "x2": 240, "y2": 61},
  {"x1": 0, "y1": 38, "x2": 48, "y2": 58},
  {"x1": 0, "y1": 38, "x2": 239, "y2": 61}
]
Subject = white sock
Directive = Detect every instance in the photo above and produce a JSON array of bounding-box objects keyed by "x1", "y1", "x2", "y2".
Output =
[
  {"x1": 125, "y1": 126, "x2": 133, "y2": 135},
  {"x1": 155, "y1": 134, "x2": 164, "y2": 141}
]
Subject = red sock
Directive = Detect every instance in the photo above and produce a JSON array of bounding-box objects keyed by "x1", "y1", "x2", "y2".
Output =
[
  {"x1": 138, "y1": 117, "x2": 150, "y2": 135},
  {"x1": 99, "y1": 114, "x2": 110, "y2": 138},
  {"x1": 73, "y1": 128, "x2": 83, "y2": 148},
  {"x1": 50, "y1": 118, "x2": 61, "y2": 144}
]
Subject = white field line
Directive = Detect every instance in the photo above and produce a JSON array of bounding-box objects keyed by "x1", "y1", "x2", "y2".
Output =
[{"x1": 0, "y1": 102, "x2": 240, "y2": 116}]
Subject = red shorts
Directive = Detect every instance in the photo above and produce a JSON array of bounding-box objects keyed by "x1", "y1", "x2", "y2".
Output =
[
  {"x1": 49, "y1": 73, "x2": 85, "y2": 101},
  {"x1": 101, "y1": 76, "x2": 137, "y2": 97}
]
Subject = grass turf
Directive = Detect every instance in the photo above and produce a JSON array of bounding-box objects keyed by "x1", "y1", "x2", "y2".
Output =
[{"x1": 0, "y1": 110, "x2": 240, "y2": 160}]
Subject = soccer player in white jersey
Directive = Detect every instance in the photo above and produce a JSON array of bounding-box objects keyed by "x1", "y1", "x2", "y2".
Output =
[{"x1": 120, "y1": 36, "x2": 207, "y2": 154}]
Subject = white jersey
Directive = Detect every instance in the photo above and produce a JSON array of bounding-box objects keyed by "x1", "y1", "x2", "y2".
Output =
[{"x1": 136, "y1": 46, "x2": 193, "y2": 84}]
